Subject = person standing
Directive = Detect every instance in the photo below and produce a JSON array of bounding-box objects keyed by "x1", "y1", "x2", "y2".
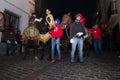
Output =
[
  {"x1": 49, "y1": 19, "x2": 63, "y2": 63},
  {"x1": 88, "y1": 24, "x2": 102, "y2": 57},
  {"x1": 6, "y1": 27, "x2": 18, "y2": 55},
  {"x1": 46, "y1": 9, "x2": 55, "y2": 29},
  {"x1": 70, "y1": 14, "x2": 87, "y2": 63}
]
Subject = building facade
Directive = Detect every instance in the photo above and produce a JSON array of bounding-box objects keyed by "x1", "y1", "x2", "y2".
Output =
[
  {"x1": 0, "y1": 0, "x2": 35, "y2": 34},
  {"x1": 97, "y1": 0, "x2": 120, "y2": 32}
]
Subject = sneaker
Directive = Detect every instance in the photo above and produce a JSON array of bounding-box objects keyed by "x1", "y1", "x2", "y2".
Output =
[
  {"x1": 50, "y1": 58, "x2": 55, "y2": 63},
  {"x1": 57, "y1": 59, "x2": 62, "y2": 64}
]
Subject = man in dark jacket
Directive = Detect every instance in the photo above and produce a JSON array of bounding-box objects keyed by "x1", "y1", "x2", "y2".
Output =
[{"x1": 70, "y1": 14, "x2": 86, "y2": 63}]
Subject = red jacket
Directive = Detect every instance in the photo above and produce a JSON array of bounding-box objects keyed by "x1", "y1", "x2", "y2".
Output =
[
  {"x1": 80, "y1": 17, "x2": 85, "y2": 26},
  {"x1": 88, "y1": 28, "x2": 102, "y2": 39},
  {"x1": 49, "y1": 24, "x2": 63, "y2": 38}
]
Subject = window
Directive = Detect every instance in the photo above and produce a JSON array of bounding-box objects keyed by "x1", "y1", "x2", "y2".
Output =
[
  {"x1": 4, "y1": 9, "x2": 20, "y2": 34},
  {"x1": 111, "y1": 0, "x2": 117, "y2": 14}
]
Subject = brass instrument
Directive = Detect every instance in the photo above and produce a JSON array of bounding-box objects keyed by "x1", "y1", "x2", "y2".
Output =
[
  {"x1": 39, "y1": 32, "x2": 51, "y2": 44},
  {"x1": 46, "y1": 9, "x2": 55, "y2": 29},
  {"x1": 22, "y1": 25, "x2": 51, "y2": 44}
]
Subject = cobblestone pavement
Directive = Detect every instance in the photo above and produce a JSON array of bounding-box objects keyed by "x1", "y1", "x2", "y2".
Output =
[
  {"x1": 0, "y1": 48, "x2": 51, "y2": 80},
  {"x1": 36, "y1": 50, "x2": 120, "y2": 80},
  {"x1": 0, "y1": 49, "x2": 120, "y2": 80}
]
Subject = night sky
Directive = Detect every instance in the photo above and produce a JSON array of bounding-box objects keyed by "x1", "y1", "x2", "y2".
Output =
[{"x1": 47, "y1": 0, "x2": 97, "y2": 26}]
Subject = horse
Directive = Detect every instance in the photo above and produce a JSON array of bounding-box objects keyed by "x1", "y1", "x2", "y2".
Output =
[
  {"x1": 61, "y1": 12, "x2": 72, "y2": 30},
  {"x1": 60, "y1": 12, "x2": 73, "y2": 53}
]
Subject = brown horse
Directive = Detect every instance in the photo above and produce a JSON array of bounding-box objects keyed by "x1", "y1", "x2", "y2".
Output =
[
  {"x1": 60, "y1": 12, "x2": 73, "y2": 53},
  {"x1": 61, "y1": 12, "x2": 73, "y2": 29}
]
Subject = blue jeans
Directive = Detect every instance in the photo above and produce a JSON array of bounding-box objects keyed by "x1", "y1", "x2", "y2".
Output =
[
  {"x1": 6, "y1": 40, "x2": 18, "y2": 55},
  {"x1": 51, "y1": 38, "x2": 61, "y2": 59},
  {"x1": 71, "y1": 37, "x2": 84, "y2": 62},
  {"x1": 93, "y1": 39, "x2": 102, "y2": 57}
]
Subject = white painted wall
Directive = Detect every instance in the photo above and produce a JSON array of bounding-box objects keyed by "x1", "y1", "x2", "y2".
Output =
[{"x1": 0, "y1": 0, "x2": 35, "y2": 34}]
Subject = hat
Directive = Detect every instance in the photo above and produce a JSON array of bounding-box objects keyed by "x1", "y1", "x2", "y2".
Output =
[{"x1": 55, "y1": 19, "x2": 60, "y2": 25}]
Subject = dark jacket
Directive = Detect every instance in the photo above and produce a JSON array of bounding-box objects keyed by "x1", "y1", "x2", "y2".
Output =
[
  {"x1": 70, "y1": 21, "x2": 86, "y2": 39},
  {"x1": 7, "y1": 29, "x2": 15, "y2": 41}
]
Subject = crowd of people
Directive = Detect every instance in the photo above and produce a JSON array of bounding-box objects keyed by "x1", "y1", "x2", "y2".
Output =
[{"x1": 0, "y1": 9, "x2": 120, "y2": 63}]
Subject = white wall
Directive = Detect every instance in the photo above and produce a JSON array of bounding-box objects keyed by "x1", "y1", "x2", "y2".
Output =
[{"x1": 0, "y1": 0, "x2": 35, "y2": 34}]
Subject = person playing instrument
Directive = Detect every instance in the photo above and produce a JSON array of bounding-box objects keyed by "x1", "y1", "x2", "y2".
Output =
[{"x1": 46, "y1": 9, "x2": 55, "y2": 29}]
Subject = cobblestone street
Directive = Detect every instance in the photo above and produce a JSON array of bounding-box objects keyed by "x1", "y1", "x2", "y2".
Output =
[{"x1": 0, "y1": 49, "x2": 120, "y2": 80}]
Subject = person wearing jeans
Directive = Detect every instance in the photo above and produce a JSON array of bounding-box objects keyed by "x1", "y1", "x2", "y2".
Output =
[
  {"x1": 49, "y1": 19, "x2": 63, "y2": 63},
  {"x1": 6, "y1": 40, "x2": 18, "y2": 55},
  {"x1": 93, "y1": 39, "x2": 102, "y2": 57},
  {"x1": 70, "y1": 13, "x2": 87, "y2": 63},
  {"x1": 51, "y1": 38, "x2": 61, "y2": 60},
  {"x1": 70, "y1": 37, "x2": 84, "y2": 62}
]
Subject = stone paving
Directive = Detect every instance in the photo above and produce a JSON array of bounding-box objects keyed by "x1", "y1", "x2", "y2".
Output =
[
  {"x1": 0, "y1": 48, "x2": 50, "y2": 80},
  {"x1": 36, "y1": 51, "x2": 120, "y2": 80},
  {"x1": 0, "y1": 49, "x2": 120, "y2": 80}
]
